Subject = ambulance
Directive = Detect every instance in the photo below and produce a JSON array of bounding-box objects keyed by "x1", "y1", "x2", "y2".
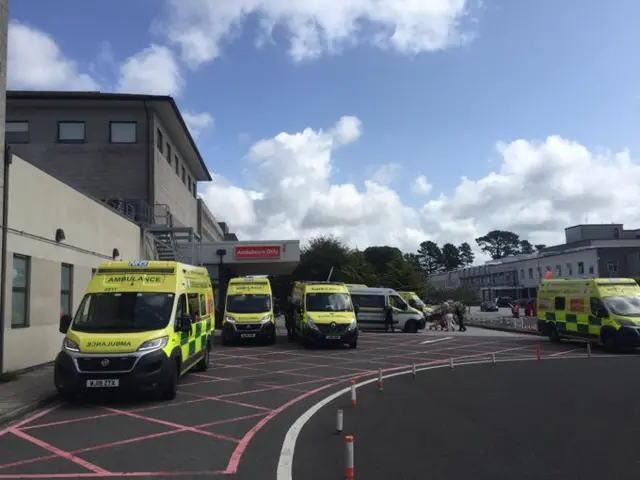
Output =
[
  {"x1": 54, "y1": 261, "x2": 215, "y2": 401},
  {"x1": 291, "y1": 282, "x2": 358, "y2": 348},
  {"x1": 537, "y1": 277, "x2": 640, "y2": 351},
  {"x1": 222, "y1": 276, "x2": 276, "y2": 346}
]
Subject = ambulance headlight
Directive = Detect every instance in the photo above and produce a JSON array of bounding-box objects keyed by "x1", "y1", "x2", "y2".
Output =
[
  {"x1": 260, "y1": 315, "x2": 272, "y2": 324},
  {"x1": 138, "y1": 336, "x2": 169, "y2": 352},
  {"x1": 225, "y1": 316, "x2": 236, "y2": 323},
  {"x1": 62, "y1": 338, "x2": 80, "y2": 352},
  {"x1": 347, "y1": 316, "x2": 357, "y2": 330},
  {"x1": 307, "y1": 317, "x2": 319, "y2": 330}
]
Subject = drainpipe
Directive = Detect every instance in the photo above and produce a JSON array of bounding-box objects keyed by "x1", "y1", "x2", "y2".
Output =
[
  {"x1": 142, "y1": 101, "x2": 154, "y2": 224},
  {"x1": 0, "y1": 145, "x2": 12, "y2": 374}
]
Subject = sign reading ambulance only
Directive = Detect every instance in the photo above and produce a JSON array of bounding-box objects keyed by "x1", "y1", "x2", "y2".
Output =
[{"x1": 234, "y1": 245, "x2": 281, "y2": 259}]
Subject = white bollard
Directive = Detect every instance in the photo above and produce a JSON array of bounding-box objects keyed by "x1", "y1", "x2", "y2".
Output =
[
  {"x1": 587, "y1": 343, "x2": 592, "y2": 358},
  {"x1": 492, "y1": 352, "x2": 496, "y2": 365},
  {"x1": 350, "y1": 380, "x2": 357, "y2": 407},
  {"x1": 336, "y1": 409, "x2": 343, "y2": 433},
  {"x1": 412, "y1": 362, "x2": 417, "y2": 379},
  {"x1": 377, "y1": 369, "x2": 383, "y2": 392},
  {"x1": 345, "y1": 436, "x2": 355, "y2": 480},
  {"x1": 450, "y1": 357, "x2": 454, "y2": 369}
]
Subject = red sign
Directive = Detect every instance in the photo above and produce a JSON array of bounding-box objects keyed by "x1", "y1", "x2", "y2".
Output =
[{"x1": 234, "y1": 245, "x2": 281, "y2": 259}]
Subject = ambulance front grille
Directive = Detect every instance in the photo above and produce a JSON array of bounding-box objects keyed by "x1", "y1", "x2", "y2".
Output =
[{"x1": 76, "y1": 356, "x2": 137, "y2": 372}]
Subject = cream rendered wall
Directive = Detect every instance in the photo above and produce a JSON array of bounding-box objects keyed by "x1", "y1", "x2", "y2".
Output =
[{"x1": 3, "y1": 155, "x2": 143, "y2": 372}]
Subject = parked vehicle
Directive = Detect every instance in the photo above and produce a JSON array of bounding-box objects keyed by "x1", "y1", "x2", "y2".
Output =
[{"x1": 480, "y1": 301, "x2": 499, "y2": 312}]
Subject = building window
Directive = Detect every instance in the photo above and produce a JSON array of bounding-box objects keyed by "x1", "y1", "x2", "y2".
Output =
[
  {"x1": 61, "y1": 264, "x2": 73, "y2": 315},
  {"x1": 188, "y1": 175, "x2": 192, "y2": 192},
  {"x1": 577, "y1": 262, "x2": 585, "y2": 275},
  {"x1": 566, "y1": 263, "x2": 573, "y2": 276},
  {"x1": 58, "y1": 121, "x2": 86, "y2": 143},
  {"x1": 6, "y1": 121, "x2": 30, "y2": 143},
  {"x1": 192, "y1": 182, "x2": 197, "y2": 198},
  {"x1": 556, "y1": 265, "x2": 562, "y2": 276},
  {"x1": 174, "y1": 155, "x2": 179, "y2": 174},
  {"x1": 607, "y1": 261, "x2": 619, "y2": 273},
  {"x1": 528, "y1": 268, "x2": 533, "y2": 279},
  {"x1": 110, "y1": 122, "x2": 137, "y2": 143},
  {"x1": 156, "y1": 128, "x2": 164, "y2": 153},
  {"x1": 167, "y1": 143, "x2": 172, "y2": 163},
  {"x1": 11, "y1": 254, "x2": 30, "y2": 327},
  {"x1": 519, "y1": 269, "x2": 524, "y2": 279},
  {"x1": 181, "y1": 166, "x2": 186, "y2": 183}
]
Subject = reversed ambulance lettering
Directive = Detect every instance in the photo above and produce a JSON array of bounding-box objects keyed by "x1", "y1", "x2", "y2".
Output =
[
  {"x1": 106, "y1": 276, "x2": 163, "y2": 283},
  {"x1": 86, "y1": 341, "x2": 132, "y2": 348}
]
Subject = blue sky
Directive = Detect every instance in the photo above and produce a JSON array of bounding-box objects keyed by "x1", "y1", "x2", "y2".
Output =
[{"x1": 7, "y1": 0, "x2": 640, "y2": 252}]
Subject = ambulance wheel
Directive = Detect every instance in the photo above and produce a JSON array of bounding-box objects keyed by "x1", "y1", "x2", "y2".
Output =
[
  {"x1": 349, "y1": 340, "x2": 358, "y2": 349},
  {"x1": 547, "y1": 325, "x2": 561, "y2": 343},
  {"x1": 195, "y1": 341, "x2": 210, "y2": 372},
  {"x1": 161, "y1": 361, "x2": 179, "y2": 401},
  {"x1": 56, "y1": 386, "x2": 76, "y2": 401},
  {"x1": 404, "y1": 321, "x2": 418, "y2": 333},
  {"x1": 222, "y1": 335, "x2": 231, "y2": 347},
  {"x1": 602, "y1": 331, "x2": 618, "y2": 353},
  {"x1": 268, "y1": 332, "x2": 277, "y2": 345}
]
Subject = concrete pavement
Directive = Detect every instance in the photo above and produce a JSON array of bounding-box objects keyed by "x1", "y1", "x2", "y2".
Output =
[
  {"x1": 292, "y1": 355, "x2": 640, "y2": 480},
  {"x1": 0, "y1": 332, "x2": 620, "y2": 479}
]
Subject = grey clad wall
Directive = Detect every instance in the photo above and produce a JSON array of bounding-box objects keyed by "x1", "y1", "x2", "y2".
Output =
[
  {"x1": 7, "y1": 99, "x2": 150, "y2": 201},
  {"x1": 3, "y1": 155, "x2": 143, "y2": 372}
]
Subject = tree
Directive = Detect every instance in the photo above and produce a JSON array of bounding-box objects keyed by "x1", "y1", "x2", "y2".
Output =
[
  {"x1": 417, "y1": 241, "x2": 443, "y2": 274},
  {"x1": 342, "y1": 250, "x2": 378, "y2": 286},
  {"x1": 519, "y1": 240, "x2": 534, "y2": 254},
  {"x1": 458, "y1": 242, "x2": 475, "y2": 266},
  {"x1": 441, "y1": 243, "x2": 463, "y2": 271},
  {"x1": 295, "y1": 235, "x2": 351, "y2": 281},
  {"x1": 403, "y1": 253, "x2": 423, "y2": 273},
  {"x1": 363, "y1": 246, "x2": 404, "y2": 276},
  {"x1": 534, "y1": 244, "x2": 546, "y2": 251},
  {"x1": 475, "y1": 230, "x2": 521, "y2": 260},
  {"x1": 384, "y1": 255, "x2": 429, "y2": 298}
]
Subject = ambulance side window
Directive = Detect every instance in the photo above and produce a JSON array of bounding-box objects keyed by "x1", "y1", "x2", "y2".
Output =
[
  {"x1": 188, "y1": 293, "x2": 201, "y2": 321},
  {"x1": 200, "y1": 294, "x2": 208, "y2": 315},
  {"x1": 590, "y1": 298, "x2": 607, "y2": 318},
  {"x1": 554, "y1": 297, "x2": 566, "y2": 310},
  {"x1": 176, "y1": 294, "x2": 187, "y2": 318}
]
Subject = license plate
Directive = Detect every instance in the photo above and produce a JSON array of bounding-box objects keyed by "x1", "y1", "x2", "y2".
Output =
[
  {"x1": 86, "y1": 379, "x2": 119, "y2": 388},
  {"x1": 241, "y1": 333, "x2": 256, "y2": 338},
  {"x1": 326, "y1": 335, "x2": 342, "y2": 340}
]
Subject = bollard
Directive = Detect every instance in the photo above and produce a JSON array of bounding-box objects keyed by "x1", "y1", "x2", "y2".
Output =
[
  {"x1": 412, "y1": 362, "x2": 417, "y2": 379},
  {"x1": 587, "y1": 342, "x2": 592, "y2": 358},
  {"x1": 336, "y1": 409, "x2": 343, "y2": 433},
  {"x1": 377, "y1": 369, "x2": 383, "y2": 392},
  {"x1": 536, "y1": 344, "x2": 541, "y2": 360},
  {"x1": 492, "y1": 352, "x2": 496, "y2": 365},
  {"x1": 345, "y1": 436, "x2": 355, "y2": 480},
  {"x1": 350, "y1": 380, "x2": 357, "y2": 407},
  {"x1": 450, "y1": 357, "x2": 454, "y2": 369}
]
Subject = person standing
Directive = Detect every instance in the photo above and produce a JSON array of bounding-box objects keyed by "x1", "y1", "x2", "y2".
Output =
[
  {"x1": 384, "y1": 304, "x2": 395, "y2": 333},
  {"x1": 455, "y1": 301, "x2": 467, "y2": 332}
]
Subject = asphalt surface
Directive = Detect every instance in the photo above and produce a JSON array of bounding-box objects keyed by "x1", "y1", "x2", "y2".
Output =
[
  {"x1": 294, "y1": 353, "x2": 640, "y2": 480},
  {"x1": 0, "y1": 329, "x2": 622, "y2": 479}
]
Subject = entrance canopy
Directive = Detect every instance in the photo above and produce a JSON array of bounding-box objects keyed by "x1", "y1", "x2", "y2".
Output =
[{"x1": 183, "y1": 239, "x2": 300, "y2": 277}]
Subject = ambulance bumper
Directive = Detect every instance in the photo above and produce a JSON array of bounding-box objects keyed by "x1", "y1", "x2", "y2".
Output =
[
  {"x1": 54, "y1": 349, "x2": 173, "y2": 395},
  {"x1": 222, "y1": 321, "x2": 275, "y2": 341},
  {"x1": 302, "y1": 325, "x2": 359, "y2": 345}
]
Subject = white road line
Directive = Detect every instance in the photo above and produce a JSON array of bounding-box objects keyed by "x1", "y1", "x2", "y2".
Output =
[
  {"x1": 275, "y1": 353, "x2": 609, "y2": 480},
  {"x1": 550, "y1": 348, "x2": 582, "y2": 357},
  {"x1": 420, "y1": 336, "x2": 453, "y2": 345}
]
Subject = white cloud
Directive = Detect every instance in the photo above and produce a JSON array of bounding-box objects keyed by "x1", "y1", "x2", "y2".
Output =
[
  {"x1": 201, "y1": 117, "x2": 640, "y2": 259},
  {"x1": 160, "y1": 0, "x2": 476, "y2": 67},
  {"x1": 182, "y1": 111, "x2": 215, "y2": 137},
  {"x1": 412, "y1": 175, "x2": 432, "y2": 195},
  {"x1": 117, "y1": 44, "x2": 183, "y2": 96},
  {"x1": 8, "y1": 21, "x2": 100, "y2": 90},
  {"x1": 370, "y1": 163, "x2": 402, "y2": 186}
]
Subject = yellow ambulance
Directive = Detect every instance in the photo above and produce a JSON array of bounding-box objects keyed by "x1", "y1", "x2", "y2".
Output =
[
  {"x1": 222, "y1": 276, "x2": 276, "y2": 346},
  {"x1": 537, "y1": 277, "x2": 640, "y2": 351},
  {"x1": 54, "y1": 260, "x2": 214, "y2": 401},
  {"x1": 291, "y1": 281, "x2": 358, "y2": 348}
]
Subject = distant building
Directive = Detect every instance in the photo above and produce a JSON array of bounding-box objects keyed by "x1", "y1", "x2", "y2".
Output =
[{"x1": 427, "y1": 224, "x2": 640, "y2": 301}]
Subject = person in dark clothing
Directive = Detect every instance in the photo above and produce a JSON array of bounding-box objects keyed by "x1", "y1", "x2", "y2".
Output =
[
  {"x1": 454, "y1": 301, "x2": 467, "y2": 332},
  {"x1": 284, "y1": 301, "x2": 296, "y2": 340},
  {"x1": 384, "y1": 305, "x2": 395, "y2": 333}
]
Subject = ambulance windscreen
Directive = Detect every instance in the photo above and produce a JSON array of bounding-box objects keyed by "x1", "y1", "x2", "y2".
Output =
[
  {"x1": 602, "y1": 295, "x2": 640, "y2": 317},
  {"x1": 71, "y1": 292, "x2": 175, "y2": 332},
  {"x1": 226, "y1": 294, "x2": 272, "y2": 314},
  {"x1": 305, "y1": 293, "x2": 353, "y2": 312}
]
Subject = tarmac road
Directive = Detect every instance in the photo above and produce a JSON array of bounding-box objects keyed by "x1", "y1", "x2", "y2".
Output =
[
  {"x1": 0, "y1": 331, "x2": 618, "y2": 479},
  {"x1": 292, "y1": 355, "x2": 640, "y2": 480}
]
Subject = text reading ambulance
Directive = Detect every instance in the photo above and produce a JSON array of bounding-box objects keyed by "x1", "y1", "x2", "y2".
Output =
[
  {"x1": 537, "y1": 277, "x2": 640, "y2": 351},
  {"x1": 54, "y1": 261, "x2": 215, "y2": 400},
  {"x1": 291, "y1": 282, "x2": 358, "y2": 348},
  {"x1": 222, "y1": 276, "x2": 276, "y2": 346}
]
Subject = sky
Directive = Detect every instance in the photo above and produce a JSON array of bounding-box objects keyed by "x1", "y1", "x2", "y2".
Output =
[{"x1": 7, "y1": 0, "x2": 640, "y2": 261}]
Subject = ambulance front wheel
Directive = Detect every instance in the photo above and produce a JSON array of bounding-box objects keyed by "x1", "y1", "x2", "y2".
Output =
[
  {"x1": 161, "y1": 360, "x2": 179, "y2": 401},
  {"x1": 195, "y1": 341, "x2": 210, "y2": 371},
  {"x1": 547, "y1": 324, "x2": 561, "y2": 343}
]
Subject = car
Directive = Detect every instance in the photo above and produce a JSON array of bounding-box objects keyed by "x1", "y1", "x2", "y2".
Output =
[{"x1": 480, "y1": 301, "x2": 499, "y2": 312}]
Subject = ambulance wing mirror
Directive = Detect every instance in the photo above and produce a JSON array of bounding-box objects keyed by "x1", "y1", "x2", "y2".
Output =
[
  {"x1": 59, "y1": 314, "x2": 73, "y2": 334},
  {"x1": 176, "y1": 314, "x2": 193, "y2": 333},
  {"x1": 354, "y1": 304, "x2": 360, "y2": 314}
]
